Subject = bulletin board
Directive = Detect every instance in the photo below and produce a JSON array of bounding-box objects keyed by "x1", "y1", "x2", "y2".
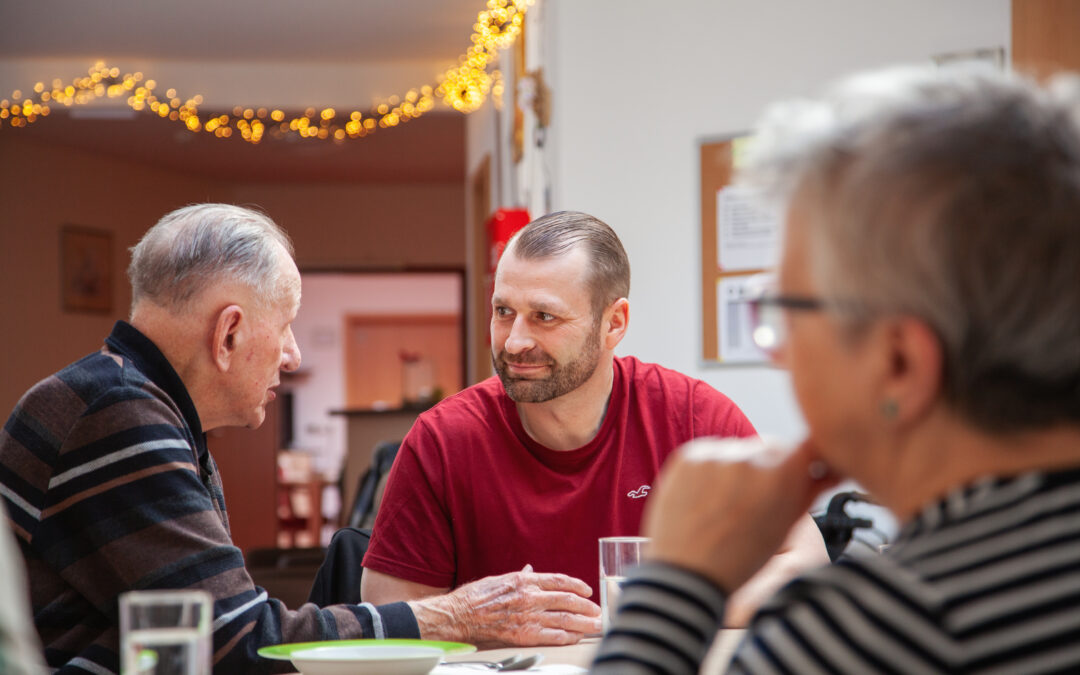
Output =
[{"x1": 700, "y1": 135, "x2": 780, "y2": 365}]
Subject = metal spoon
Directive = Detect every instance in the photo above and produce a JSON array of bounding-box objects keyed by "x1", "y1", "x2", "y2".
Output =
[
  {"x1": 444, "y1": 653, "x2": 544, "y2": 670},
  {"x1": 444, "y1": 654, "x2": 522, "y2": 670},
  {"x1": 499, "y1": 653, "x2": 543, "y2": 670}
]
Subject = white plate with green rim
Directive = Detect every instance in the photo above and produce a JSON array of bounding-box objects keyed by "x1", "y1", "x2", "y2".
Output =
[{"x1": 258, "y1": 639, "x2": 476, "y2": 675}]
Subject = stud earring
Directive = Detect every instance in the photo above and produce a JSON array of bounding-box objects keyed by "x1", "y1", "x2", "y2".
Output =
[{"x1": 880, "y1": 398, "x2": 899, "y2": 420}]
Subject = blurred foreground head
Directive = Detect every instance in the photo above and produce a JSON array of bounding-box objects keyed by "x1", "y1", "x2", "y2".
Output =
[{"x1": 742, "y1": 66, "x2": 1080, "y2": 433}]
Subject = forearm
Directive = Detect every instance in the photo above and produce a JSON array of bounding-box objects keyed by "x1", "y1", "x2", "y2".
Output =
[
  {"x1": 408, "y1": 593, "x2": 470, "y2": 643},
  {"x1": 361, "y1": 566, "x2": 449, "y2": 604},
  {"x1": 204, "y1": 563, "x2": 423, "y2": 671},
  {"x1": 725, "y1": 513, "x2": 829, "y2": 626},
  {"x1": 725, "y1": 548, "x2": 804, "y2": 627},
  {"x1": 592, "y1": 563, "x2": 726, "y2": 675}
]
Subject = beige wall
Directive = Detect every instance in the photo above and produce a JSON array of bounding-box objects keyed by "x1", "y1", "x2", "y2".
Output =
[
  {"x1": 0, "y1": 134, "x2": 225, "y2": 416},
  {"x1": 231, "y1": 182, "x2": 465, "y2": 270},
  {"x1": 0, "y1": 135, "x2": 465, "y2": 419}
]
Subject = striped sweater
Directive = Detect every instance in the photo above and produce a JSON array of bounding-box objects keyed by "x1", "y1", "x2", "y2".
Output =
[
  {"x1": 594, "y1": 467, "x2": 1080, "y2": 674},
  {"x1": 0, "y1": 322, "x2": 417, "y2": 674}
]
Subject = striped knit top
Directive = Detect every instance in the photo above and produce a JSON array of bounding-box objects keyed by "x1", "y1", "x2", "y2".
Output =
[
  {"x1": 593, "y1": 466, "x2": 1080, "y2": 674},
  {"x1": 0, "y1": 322, "x2": 417, "y2": 674}
]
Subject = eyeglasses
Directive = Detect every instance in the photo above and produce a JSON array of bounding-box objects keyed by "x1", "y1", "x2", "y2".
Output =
[
  {"x1": 747, "y1": 294, "x2": 827, "y2": 356},
  {"x1": 744, "y1": 273, "x2": 873, "y2": 358}
]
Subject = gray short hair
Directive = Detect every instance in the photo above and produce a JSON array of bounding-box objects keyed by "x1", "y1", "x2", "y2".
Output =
[
  {"x1": 128, "y1": 204, "x2": 295, "y2": 313},
  {"x1": 740, "y1": 66, "x2": 1080, "y2": 432},
  {"x1": 509, "y1": 211, "x2": 630, "y2": 318}
]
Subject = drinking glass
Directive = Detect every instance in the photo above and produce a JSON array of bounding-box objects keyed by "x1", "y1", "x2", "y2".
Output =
[
  {"x1": 120, "y1": 589, "x2": 212, "y2": 675},
  {"x1": 599, "y1": 536, "x2": 649, "y2": 633}
]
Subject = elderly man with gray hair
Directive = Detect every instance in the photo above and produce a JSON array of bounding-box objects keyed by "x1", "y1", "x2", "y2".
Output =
[
  {"x1": 0, "y1": 204, "x2": 594, "y2": 673},
  {"x1": 594, "y1": 66, "x2": 1080, "y2": 673}
]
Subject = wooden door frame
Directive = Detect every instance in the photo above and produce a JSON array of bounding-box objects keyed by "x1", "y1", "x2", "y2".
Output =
[{"x1": 470, "y1": 155, "x2": 493, "y2": 385}]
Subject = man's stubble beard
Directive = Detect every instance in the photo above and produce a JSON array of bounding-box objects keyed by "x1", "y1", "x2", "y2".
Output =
[{"x1": 493, "y1": 321, "x2": 603, "y2": 403}]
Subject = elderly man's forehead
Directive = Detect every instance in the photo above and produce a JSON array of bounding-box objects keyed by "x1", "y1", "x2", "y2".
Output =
[{"x1": 282, "y1": 269, "x2": 302, "y2": 311}]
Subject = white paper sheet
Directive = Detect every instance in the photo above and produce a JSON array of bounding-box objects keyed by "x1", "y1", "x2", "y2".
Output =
[
  {"x1": 716, "y1": 275, "x2": 768, "y2": 364},
  {"x1": 716, "y1": 184, "x2": 779, "y2": 272}
]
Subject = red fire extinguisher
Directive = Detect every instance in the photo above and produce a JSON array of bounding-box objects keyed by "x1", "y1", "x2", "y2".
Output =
[
  {"x1": 487, "y1": 208, "x2": 531, "y2": 276},
  {"x1": 484, "y1": 208, "x2": 531, "y2": 340}
]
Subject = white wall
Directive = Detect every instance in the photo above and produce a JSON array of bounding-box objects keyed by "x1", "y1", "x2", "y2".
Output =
[
  {"x1": 289, "y1": 272, "x2": 462, "y2": 476},
  {"x1": 540, "y1": 0, "x2": 1011, "y2": 440},
  {"x1": 463, "y1": 0, "x2": 569, "y2": 381},
  {"x1": 465, "y1": 92, "x2": 498, "y2": 381}
]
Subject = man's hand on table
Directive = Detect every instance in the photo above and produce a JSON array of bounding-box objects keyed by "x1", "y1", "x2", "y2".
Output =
[{"x1": 408, "y1": 565, "x2": 602, "y2": 648}]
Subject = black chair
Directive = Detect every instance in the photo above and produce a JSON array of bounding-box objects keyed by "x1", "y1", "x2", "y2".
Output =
[
  {"x1": 346, "y1": 440, "x2": 401, "y2": 529},
  {"x1": 246, "y1": 547, "x2": 326, "y2": 570},
  {"x1": 246, "y1": 547, "x2": 327, "y2": 608},
  {"x1": 306, "y1": 441, "x2": 402, "y2": 606},
  {"x1": 306, "y1": 527, "x2": 371, "y2": 606},
  {"x1": 813, "y1": 491, "x2": 874, "y2": 562}
]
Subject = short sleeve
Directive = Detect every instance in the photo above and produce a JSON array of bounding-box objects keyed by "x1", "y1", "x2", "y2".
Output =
[
  {"x1": 692, "y1": 380, "x2": 758, "y2": 439},
  {"x1": 363, "y1": 419, "x2": 459, "y2": 589}
]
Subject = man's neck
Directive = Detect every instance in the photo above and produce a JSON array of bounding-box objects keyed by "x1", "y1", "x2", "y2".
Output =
[
  {"x1": 516, "y1": 357, "x2": 616, "y2": 451},
  {"x1": 130, "y1": 302, "x2": 217, "y2": 429}
]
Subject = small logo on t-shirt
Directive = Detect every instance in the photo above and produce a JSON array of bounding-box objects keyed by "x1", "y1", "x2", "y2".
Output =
[{"x1": 627, "y1": 485, "x2": 651, "y2": 499}]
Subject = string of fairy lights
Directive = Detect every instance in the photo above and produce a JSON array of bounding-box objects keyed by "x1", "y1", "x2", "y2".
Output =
[{"x1": 0, "y1": 0, "x2": 531, "y2": 143}]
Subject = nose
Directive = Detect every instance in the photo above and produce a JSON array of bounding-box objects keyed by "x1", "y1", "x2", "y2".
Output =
[
  {"x1": 502, "y1": 315, "x2": 535, "y2": 355},
  {"x1": 281, "y1": 327, "x2": 302, "y2": 372}
]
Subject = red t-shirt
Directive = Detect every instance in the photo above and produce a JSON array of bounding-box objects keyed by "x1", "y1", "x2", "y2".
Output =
[{"x1": 363, "y1": 356, "x2": 756, "y2": 597}]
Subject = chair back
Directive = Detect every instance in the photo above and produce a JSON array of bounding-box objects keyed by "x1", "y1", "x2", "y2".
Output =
[{"x1": 346, "y1": 440, "x2": 401, "y2": 528}]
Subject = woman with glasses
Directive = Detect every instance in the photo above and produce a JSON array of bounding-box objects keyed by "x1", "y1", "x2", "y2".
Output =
[{"x1": 593, "y1": 65, "x2": 1080, "y2": 674}]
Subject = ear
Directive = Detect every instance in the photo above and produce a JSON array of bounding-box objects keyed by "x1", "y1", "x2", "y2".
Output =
[
  {"x1": 602, "y1": 297, "x2": 630, "y2": 350},
  {"x1": 880, "y1": 316, "x2": 943, "y2": 428},
  {"x1": 211, "y1": 305, "x2": 244, "y2": 373}
]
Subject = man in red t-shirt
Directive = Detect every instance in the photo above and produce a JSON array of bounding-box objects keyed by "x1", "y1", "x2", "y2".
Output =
[{"x1": 361, "y1": 211, "x2": 829, "y2": 647}]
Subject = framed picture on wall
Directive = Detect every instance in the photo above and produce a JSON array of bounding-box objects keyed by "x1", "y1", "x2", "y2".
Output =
[{"x1": 60, "y1": 225, "x2": 113, "y2": 313}]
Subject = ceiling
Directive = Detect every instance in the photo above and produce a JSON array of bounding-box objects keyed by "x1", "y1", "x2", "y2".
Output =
[
  {"x1": 0, "y1": 1, "x2": 480, "y2": 63},
  {"x1": 0, "y1": 0, "x2": 485, "y2": 181}
]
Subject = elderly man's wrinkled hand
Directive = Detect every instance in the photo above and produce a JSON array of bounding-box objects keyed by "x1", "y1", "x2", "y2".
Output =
[{"x1": 417, "y1": 565, "x2": 601, "y2": 648}]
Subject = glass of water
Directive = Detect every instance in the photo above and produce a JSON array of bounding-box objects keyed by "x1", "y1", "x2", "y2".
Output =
[
  {"x1": 599, "y1": 536, "x2": 649, "y2": 633},
  {"x1": 120, "y1": 589, "x2": 212, "y2": 675}
]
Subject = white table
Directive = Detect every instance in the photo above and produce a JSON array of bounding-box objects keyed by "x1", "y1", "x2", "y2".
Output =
[
  {"x1": 284, "y1": 630, "x2": 745, "y2": 674},
  {"x1": 441, "y1": 630, "x2": 745, "y2": 672}
]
